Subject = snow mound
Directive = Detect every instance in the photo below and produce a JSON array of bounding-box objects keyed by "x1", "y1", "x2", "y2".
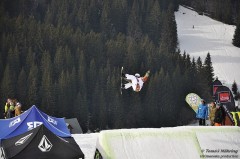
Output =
[
  {"x1": 72, "y1": 133, "x2": 99, "y2": 159},
  {"x1": 175, "y1": 6, "x2": 240, "y2": 87},
  {"x1": 96, "y1": 126, "x2": 240, "y2": 159}
]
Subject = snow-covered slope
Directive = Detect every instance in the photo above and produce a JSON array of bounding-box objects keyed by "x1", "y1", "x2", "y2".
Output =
[
  {"x1": 96, "y1": 127, "x2": 240, "y2": 159},
  {"x1": 175, "y1": 6, "x2": 240, "y2": 87},
  {"x1": 72, "y1": 133, "x2": 99, "y2": 159}
]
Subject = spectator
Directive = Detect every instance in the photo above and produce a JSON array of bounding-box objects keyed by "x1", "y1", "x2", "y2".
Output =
[
  {"x1": 4, "y1": 98, "x2": 12, "y2": 118},
  {"x1": 209, "y1": 102, "x2": 217, "y2": 126},
  {"x1": 15, "y1": 102, "x2": 22, "y2": 116},
  {"x1": 6, "y1": 101, "x2": 15, "y2": 118},
  {"x1": 196, "y1": 99, "x2": 209, "y2": 126},
  {"x1": 214, "y1": 103, "x2": 223, "y2": 126}
]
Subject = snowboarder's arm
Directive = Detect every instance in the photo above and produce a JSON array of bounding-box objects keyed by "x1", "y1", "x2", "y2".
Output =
[{"x1": 142, "y1": 70, "x2": 150, "y2": 82}]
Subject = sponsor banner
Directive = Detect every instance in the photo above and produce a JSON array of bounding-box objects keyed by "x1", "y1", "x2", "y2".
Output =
[
  {"x1": 219, "y1": 91, "x2": 231, "y2": 103},
  {"x1": 15, "y1": 133, "x2": 33, "y2": 146},
  {"x1": 38, "y1": 135, "x2": 53, "y2": 152}
]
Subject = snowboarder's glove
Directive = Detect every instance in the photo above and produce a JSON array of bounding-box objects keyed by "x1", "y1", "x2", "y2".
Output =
[{"x1": 147, "y1": 70, "x2": 150, "y2": 74}]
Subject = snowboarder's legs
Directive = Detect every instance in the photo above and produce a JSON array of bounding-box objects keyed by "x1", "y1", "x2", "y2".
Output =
[
  {"x1": 125, "y1": 74, "x2": 136, "y2": 81},
  {"x1": 123, "y1": 83, "x2": 132, "y2": 89}
]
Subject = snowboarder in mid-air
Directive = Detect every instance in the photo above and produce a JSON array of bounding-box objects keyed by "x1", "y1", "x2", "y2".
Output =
[{"x1": 121, "y1": 68, "x2": 150, "y2": 92}]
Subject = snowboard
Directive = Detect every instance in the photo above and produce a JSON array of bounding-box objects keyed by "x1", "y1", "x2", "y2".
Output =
[
  {"x1": 120, "y1": 67, "x2": 123, "y2": 95},
  {"x1": 185, "y1": 93, "x2": 202, "y2": 113}
]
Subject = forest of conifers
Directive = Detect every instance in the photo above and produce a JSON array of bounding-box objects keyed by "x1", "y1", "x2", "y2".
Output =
[{"x1": 0, "y1": 0, "x2": 216, "y2": 132}]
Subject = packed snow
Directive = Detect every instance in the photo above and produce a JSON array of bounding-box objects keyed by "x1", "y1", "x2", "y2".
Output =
[
  {"x1": 96, "y1": 127, "x2": 240, "y2": 159},
  {"x1": 175, "y1": 6, "x2": 240, "y2": 88},
  {"x1": 72, "y1": 133, "x2": 99, "y2": 159}
]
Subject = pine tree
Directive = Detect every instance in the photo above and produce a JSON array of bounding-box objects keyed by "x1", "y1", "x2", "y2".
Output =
[
  {"x1": 233, "y1": 13, "x2": 240, "y2": 47},
  {"x1": 54, "y1": 46, "x2": 65, "y2": 76},
  {"x1": 112, "y1": 94, "x2": 124, "y2": 129},
  {"x1": 0, "y1": 54, "x2": 3, "y2": 83},
  {"x1": 127, "y1": 0, "x2": 142, "y2": 40},
  {"x1": 74, "y1": 92, "x2": 89, "y2": 132},
  {"x1": 144, "y1": 0, "x2": 161, "y2": 45},
  {"x1": 204, "y1": 52, "x2": 214, "y2": 95},
  {"x1": 106, "y1": 34, "x2": 126, "y2": 67},
  {"x1": 159, "y1": 4, "x2": 178, "y2": 53},
  {"x1": 222, "y1": 0, "x2": 233, "y2": 24},
  {"x1": 111, "y1": 0, "x2": 128, "y2": 33},
  {"x1": 25, "y1": 47, "x2": 35, "y2": 73},
  {"x1": 172, "y1": 65, "x2": 185, "y2": 114},
  {"x1": 100, "y1": 0, "x2": 112, "y2": 37},
  {"x1": 40, "y1": 51, "x2": 55, "y2": 113},
  {"x1": 92, "y1": 83, "x2": 107, "y2": 130},
  {"x1": 196, "y1": 56, "x2": 208, "y2": 97},
  {"x1": 232, "y1": 81, "x2": 239, "y2": 101},
  {"x1": 77, "y1": 50, "x2": 87, "y2": 93},
  {"x1": 87, "y1": 59, "x2": 97, "y2": 114},
  {"x1": 0, "y1": 65, "x2": 16, "y2": 100},
  {"x1": 27, "y1": 64, "x2": 40, "y2": 106},
  {"x1": 57, "y1": 70, "x2": 72, "y2": 117},
  {"x1": 144, "y1": 71, "x2": 161, "y2": 127},
  {"x1": 125, "y1": 38, "x2": 140, "y2": 71},
  {"x1": 88, "y1": 0, "x2": 101, "y2": 32},
  {"x1": 77, "y1": 0, "x2": 90, "y2": 32},
  {"x1": 190, "y1": 57, "x2": 198, "y2": 91},
  {"x1": 7, "y1": 46, "x2": 20, "y2": 75},
  {"x1": 162, "y1": 73, "x2": 176, "y2": 126},
  {"x1": 17, "y1": 68, "x2": 27, "y2": 105}
]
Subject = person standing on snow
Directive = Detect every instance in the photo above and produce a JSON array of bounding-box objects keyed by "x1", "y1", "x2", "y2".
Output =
[
  {"x1": 6, "y1": 101, "x2": 15, "y2": 118},
  {"x1": 4, "y1": 98, "x2": 13, "y2": 119},
  {"x1": 196, "y1": 99, "x2": 209, "y2": 126},
  {"x1": 209, "y1": 101, "x2": 217, "y2": 126},
  {"x1": 214, "y1": 103, "x2": 223, "y2": 126},
  {"x1": 15, "y1": 102, "x2": 22, "y2": 116},
  {"x1": 121, "y1": 70, "x2": 150, "y2": 92}
]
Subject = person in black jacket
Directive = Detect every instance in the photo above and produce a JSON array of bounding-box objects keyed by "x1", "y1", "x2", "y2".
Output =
[{"x1": 214, "y1": 103, "x2": 223, "y2": 126}]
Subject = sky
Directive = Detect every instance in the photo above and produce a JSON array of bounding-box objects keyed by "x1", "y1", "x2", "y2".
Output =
[{"x1": 175, "y1": 6, "x2": 240, "y2": 88}]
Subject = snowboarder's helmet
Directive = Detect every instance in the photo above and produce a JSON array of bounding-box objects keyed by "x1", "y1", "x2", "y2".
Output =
[{"x1": 135, "y1": 73, "x2": 140, "y2": 77}]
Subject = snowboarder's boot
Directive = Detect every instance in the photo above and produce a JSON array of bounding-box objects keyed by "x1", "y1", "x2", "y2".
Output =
[{"x1": 121, "y1": 83, "x2": 125, "y2": 89}]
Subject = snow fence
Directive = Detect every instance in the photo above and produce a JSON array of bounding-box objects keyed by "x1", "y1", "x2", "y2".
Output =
[{"x1": 96, "y1": 126, "x2": 240, "y2": 159}]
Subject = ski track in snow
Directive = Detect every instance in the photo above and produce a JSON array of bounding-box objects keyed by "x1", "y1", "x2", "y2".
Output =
[{"x1": 175, "y1": 6, "x2": 240, "y2": 88}]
